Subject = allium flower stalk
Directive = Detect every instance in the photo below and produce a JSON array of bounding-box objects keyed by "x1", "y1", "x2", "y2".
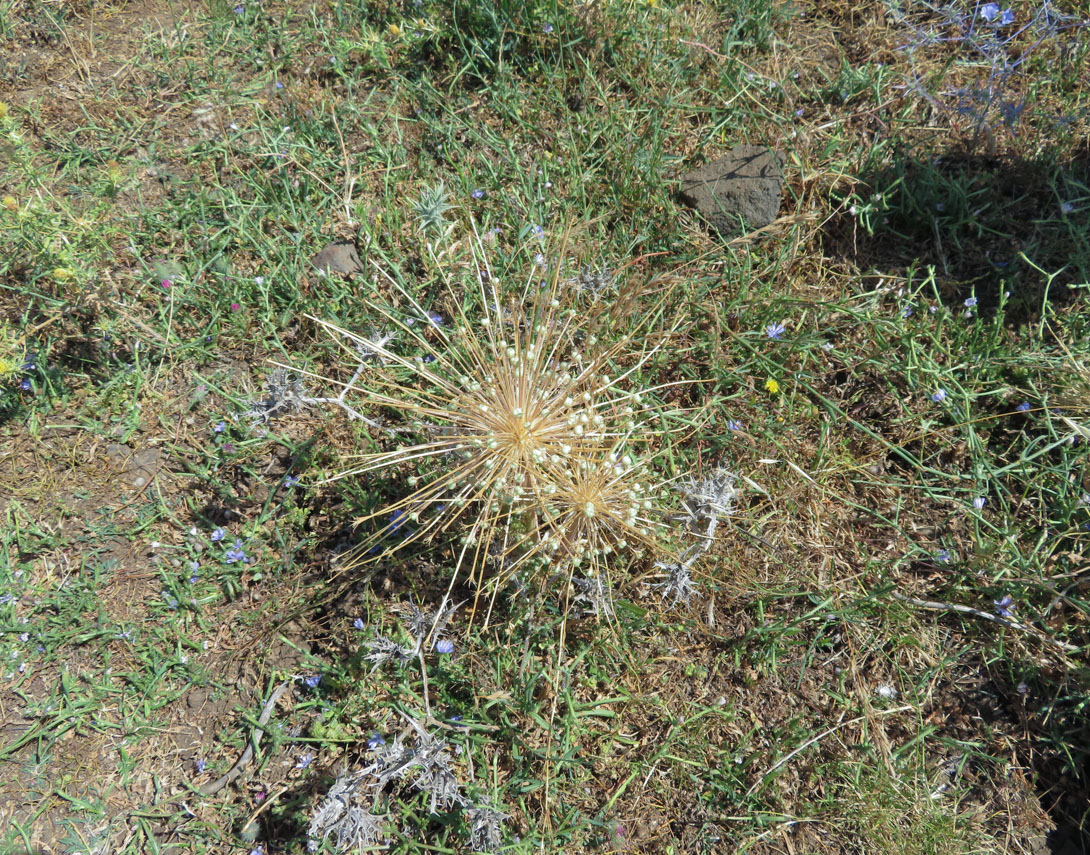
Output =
[{"x1": 303, "y1": 242, "x2": 686, "y2": 591}]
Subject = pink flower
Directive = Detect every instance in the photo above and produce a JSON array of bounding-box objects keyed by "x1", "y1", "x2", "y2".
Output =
[
  {"x1": 161, "y1": 279, "x2": 172, "y2": 289},
  {"x1": 230, "y1": 302, "x2": 241, "y2": 311}
]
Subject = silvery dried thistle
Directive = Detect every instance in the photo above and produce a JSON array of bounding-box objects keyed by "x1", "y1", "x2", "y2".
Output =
[
  {"x1": 466, "y1": 798, "x2": 507, "y2": 853},
  {"x1": 362, "y1": 635, "x2": 414, "y2": 672},
  {"x1": 569, "y1": 264, "x2": 614, "y2": 301},
  {"x1": 652, "y1": 557, "x2": 698, "y2": 607},
  {"x1": 244, "y1": 368, "x2": 309, "y2": 422},
  {"x1": 569, "y1": 573, "x2": 615, "y2": 618},
  {"x1": 373, "y1": 717, "x2": 466, "y2": 813},
  {"x1": 400, "y1": 600, "x2": 460, "y2": 645},
  {"x1": 307, "y1": 769, "x2": 388, "y2": 853},
  {"x1": 677, "y1": 467, "x2": 737, "y2": 544}
]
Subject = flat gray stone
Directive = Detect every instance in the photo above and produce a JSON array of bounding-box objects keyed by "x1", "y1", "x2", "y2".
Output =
[
  {"x1": 310, "y1": 240, "x2": 363, "y2": 275},
  {"x1": 678, "y1": 145, "x2": 785, "y2": 235}
]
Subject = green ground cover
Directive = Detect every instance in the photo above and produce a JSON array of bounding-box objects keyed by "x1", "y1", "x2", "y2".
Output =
[{"x1": 1, "y1": 0, "x2": 1089, "y2": 852}]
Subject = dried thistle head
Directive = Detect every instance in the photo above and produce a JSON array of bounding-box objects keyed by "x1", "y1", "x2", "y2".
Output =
[{"x1": 308, "y1": 236, "x2": 688, "y2": 594}]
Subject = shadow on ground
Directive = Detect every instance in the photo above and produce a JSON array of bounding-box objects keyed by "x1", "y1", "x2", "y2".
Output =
[{"x1": 824, "y1": 145, "x2": 1090, "y2": 321}]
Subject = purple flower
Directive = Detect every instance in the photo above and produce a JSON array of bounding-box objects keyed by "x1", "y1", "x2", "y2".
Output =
[
  {"x1": 964, "y1": 296, "x2": 978, "y2": 309},
  {"x1": 935, "y1": 548, "x2": 952, "y2": 564},
  {"x1": 1015, "y1": 401, "x2": 1031, "y2": 412},
  {"x1": 980, "y1": 2, "x2": 1001, "y2": 21},
  {"x1": 993, "y1": 594, "x2": 1016, "y2": 618},
  {"x1": 972, "y1": 496, "x2": 987, "y2": 510},
  {"x1": 195, "y1": 758, "x2": 207, "y2": 773},
  {"x1": 275, "y1": 81, "x2": 284, "y2": 89},
  {"x1": 19, "y1": 378, "x2": 31, "y2": 391},
  {"x1": 426, "y1": 310, "x2": 444, "y2": 326},
  {"x1": 213, "y1": 420, "x2": 226, "y2": 433},
  {"x1": 295, "y1": 752, "x2": 314, "y2": 769},
  {"x1": 999, "y1": 7, "x2": 1015, "y2": 25},
  {"x1": 210, "y1": 528, "x2": 226, "y2": 542},
  {"x1": 471, "y1": 188, "x2": 485, "y2": 199},
  {"x1": 283, "y1": 474, "x2": 300, "y2": 488},
  {"x1": 530, "y1": 224, "x2": 544, "y2": 238},
  {"x1": 542, "y1": 22, "x2": 554, "y2": 34},
  {"x1": 234, "y1": 4, "x2": 243, "y2": 13},
  {"x1": 225, "y1": 538, "x2": 247, "y2": 563},
  {"x1": 931, "y1": 389, "x2": 947, "y2": 403},
  {"x1": 901, "y1": 305, "x2": 913, "y2": 318},
  {"x1": 727, "y1": 419, "x2": 743, "y2": 432},
  {"x1": 765, "y1": 321, "x2": 786, "y2": 340},
  {"x1": 303, "y1": 674, "x2": 321, "y2": 688},
  {"x1": 368, "y1": 732, "x2": 385, "y2": 749},
  {"x1": 435, "y1": 639, "x2": 454, "y2": 654},
  {"x1": 353, "y1": 617, "x2": 366, "y2": 629}
]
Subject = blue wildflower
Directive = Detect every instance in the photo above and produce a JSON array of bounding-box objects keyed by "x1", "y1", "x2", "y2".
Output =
[
  {"x1": 931, "y1": 389, "x2": 947, "y2": 403},
  {"x1": 727, "y1": 419, "x2": 743, "y2": 432},
  {"x1": 283, "y1": 474, "x2": 300, "y2": 488},
  {"x1": 471, "y1": 188, "x2": 485, "y2": 199},
  {"x1": 225, "y1": 538, "x2": 248, "y2": 563},
  {"x1": 435, "y1": 639, "x2": 454, "y2": 654},
  {"x1": 387, "y1": 509, "x2": 410, "y2": 534},
  {"x1": 426, "y1": 310, "x2": 444, "y2": 326},
  {"x1": 368, "y1": 732, "x2": 385, "y2": 749},
  {"x1": 993, "y1": 594, "x2": 1015, "y2": 618},
  {"x1": 304, "y1": 674, "x2": 321, "y2": 688},
  {"x1": 211, "y1": 528, "x2": 226, "y2": 542},
  {"x1": 980, "y1": 2, "x2": 1000, "y2": 21},
  {"x1": 543, "y1": 22, "x2": 554, "y2": 34},
  {"x1": 935, "y1": 548, "x2": 952, "y2": 564},
  {"x1": 765, "y1": 321, "x2": 786, "y2": 340},
  {"x1": 19, "y1": 378, "x2": 31, "y2": 391},
  {"x1": 214, "y1": 421, "x2": 226, "y2": 433},
  {"x1": 295, "y1": 752, "x2": 314, "y2": 769},
  {"x1": 1015, "y1": 401, "x2": 1031, "y2": 412},
  {"x1": 964, "y1": 296, "x2": 978, "y2": 308},
  {"x1": 353, "y1": 617, "x2": 365, "y2": 629},
  {"x1": 972, "y1": 496, "x2": 987, "y2": 510},
  {"x1": 195, "y1": 758, "x2": 207, "y2": 773},
  {"x1": 999, "y1": 8, "x2": 1014, "y2": 25}
]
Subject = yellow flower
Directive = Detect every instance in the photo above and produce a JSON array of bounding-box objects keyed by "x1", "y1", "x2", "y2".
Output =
[
  {"x1": 53, "y1": 267, "x2": 75, "y2": 282},
  {"x1": 0, "y1": 355, "x2": 16, "y2": 378},
  {"x1": 387, "y1": 22, "x2": 401, "y2": 37},
  {"x1": 764, "y1": 378, "x2": 780, "y2": 394},
  {"x1": 1, "y1": 196, "x2": 16, "y2": 212}
]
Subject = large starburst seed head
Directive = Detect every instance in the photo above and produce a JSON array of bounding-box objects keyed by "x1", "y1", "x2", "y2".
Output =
[{"x1": 307, "y1": 243, "x2": 686, "y2": 588}]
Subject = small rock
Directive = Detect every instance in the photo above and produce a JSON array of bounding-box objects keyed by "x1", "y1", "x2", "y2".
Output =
[
  {"x1": 678, "y1": 144, "x2": 785, "y2": 236},
  {"x1": 310, "y1": 240, "x2": 363, "y2": 275}
]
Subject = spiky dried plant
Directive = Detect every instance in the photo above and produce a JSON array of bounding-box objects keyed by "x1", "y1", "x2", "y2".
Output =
[{"x1": 298, "y1": 236, "x2": 689, "y2": 601}]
